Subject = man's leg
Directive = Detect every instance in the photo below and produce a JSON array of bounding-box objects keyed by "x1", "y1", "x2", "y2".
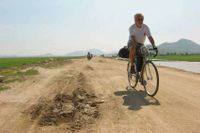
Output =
[
  {"x1": 129, "y1": 46, "x2": 136, "y2": 73},
  {"x1": 129, "y1": 46, "x2": 135, "y2": 66}
]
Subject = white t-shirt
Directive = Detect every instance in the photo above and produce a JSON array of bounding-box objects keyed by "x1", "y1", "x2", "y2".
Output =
[{"x1": 129, "y1": 24, "x2": 151, "y2": 44}]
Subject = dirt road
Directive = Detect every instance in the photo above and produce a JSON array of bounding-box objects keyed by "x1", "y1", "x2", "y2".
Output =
[{"x1": 0, "y1": 57, "x2": 200, "y2": 133}]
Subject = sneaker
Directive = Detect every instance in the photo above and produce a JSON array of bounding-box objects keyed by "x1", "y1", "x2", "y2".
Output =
[{"x1": 131, "y1": 65, "x2": 136, "y2": 74}]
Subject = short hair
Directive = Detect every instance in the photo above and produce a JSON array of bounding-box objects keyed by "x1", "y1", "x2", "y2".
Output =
[{"x1": 134, "y1": 13, "x2": 144, "y2": 20}]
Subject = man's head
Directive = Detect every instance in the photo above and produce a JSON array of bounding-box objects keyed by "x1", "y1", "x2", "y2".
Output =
[{"x1": 134, "y1": 13, "x2": 144, "y2": 28}]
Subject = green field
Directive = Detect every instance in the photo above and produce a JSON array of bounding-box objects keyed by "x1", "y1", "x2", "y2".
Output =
[
  {"x1": 156, "y1": 55, "x2": 200, "y2": 62},
  {"x1": 0, "y1": 56, "x2": 83, "y2": 68},
  {"x1": 0, "y1": 57, "x2": 50, "y2": 68}
]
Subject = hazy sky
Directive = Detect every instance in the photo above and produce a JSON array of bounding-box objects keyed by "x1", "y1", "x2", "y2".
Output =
[{"x1": 0, "y1": 0, "x2": 200, "y2": 55}]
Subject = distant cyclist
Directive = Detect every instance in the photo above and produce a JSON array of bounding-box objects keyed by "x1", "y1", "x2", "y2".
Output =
[
  {"x1": 128, "y1": 13, "x2": 157, "y2": 73},
  {"x1": 87, "y1": 52, "x2": 92, "y2": 60}
]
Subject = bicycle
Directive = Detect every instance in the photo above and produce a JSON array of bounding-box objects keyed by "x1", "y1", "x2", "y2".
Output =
[{"x1": 127, "y1": 46, "x2": 159, "y2": 97}]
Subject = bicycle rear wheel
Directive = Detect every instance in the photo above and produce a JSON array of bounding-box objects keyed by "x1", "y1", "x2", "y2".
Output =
[
  {"x1": 127, "y1": 62, "x2": 138, "y2": 88},
  {"x1": 142, "y1": 61, "x2": 159, "y2": 96}
]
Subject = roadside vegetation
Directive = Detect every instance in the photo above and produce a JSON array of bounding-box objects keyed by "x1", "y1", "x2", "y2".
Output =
[
  {"x1": 0, "y1": 86, "x2": 10, "y2": 92},
  {"x1": 156, "y1": 55, "x2": 200, "y2": 62},
  {"x1": 1, "y1": 68, "x2": 39, "y2": 82},
  {"x1": 0, "y1": 56, "x2": 84, "y2": 68},
  {"x1": 0, "y1": 57, "x2": 48, "y2": 68},
  {"x1": 0, "y1": 68, "x2": 40, "y2": 92}
]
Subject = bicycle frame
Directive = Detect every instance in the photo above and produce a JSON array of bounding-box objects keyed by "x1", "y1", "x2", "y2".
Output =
[{"x1": 131, "y1": 48, "x2": 158, "y2": 83}]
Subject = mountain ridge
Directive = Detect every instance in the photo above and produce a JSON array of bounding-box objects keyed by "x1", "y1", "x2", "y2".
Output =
[{"x1": 158, "y1": 39, "x2": 200, "y2": 54}]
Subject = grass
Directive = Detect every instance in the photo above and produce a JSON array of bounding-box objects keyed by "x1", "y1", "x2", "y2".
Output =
[
  {"x1": 155, "y1": 55, "x2": 200, "y2": 62},
  {"x1": 0, "y1": 56, "x2": 84, "y2": 69},
  {"x1": 0, "y1": 68, "x2": 38, "y2": 76},
  {"x1": 0, "y1": 86, "x2": 10, "y2": 92},
  {"x1": 15, "y1": 69, "x2": 39, "y2": 76},
  {"x1": 0, "y1": 68, "x2": 40, "y2": 91},
  {"x1": 0, "y1": 69, "x2": 39, "y2": 84},
  {"x1": 23, "y1": 69, "x2": 39, "y2": 75},
  {"x1": 0, "y1": 69, "x2": 17, "y2": 76},
  {"x1": 0, "y1": 57, "x2": 49, "y2": 68}
]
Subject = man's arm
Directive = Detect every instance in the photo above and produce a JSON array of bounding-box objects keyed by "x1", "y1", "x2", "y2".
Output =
[
  {"x1": 145, "y1": 25, "x2": 157, "y2": 49},
  {"x1": 148, "y1": 36, "x2": 156, "y2": 48}
]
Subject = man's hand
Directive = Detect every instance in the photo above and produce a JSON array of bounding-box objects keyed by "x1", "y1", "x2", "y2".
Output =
[{"x1": 153, "y1": 47, "x2": 158, "y2": 50}]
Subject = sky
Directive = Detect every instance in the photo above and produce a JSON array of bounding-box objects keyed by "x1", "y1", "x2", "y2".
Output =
[{"x1": 0, "y1": 0, "x2": 200, "y2": 56}]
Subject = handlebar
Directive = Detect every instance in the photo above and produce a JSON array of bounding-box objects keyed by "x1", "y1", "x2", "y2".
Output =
[{"x1": 148, "y1": 48, "x2": 159, "y2": 57}]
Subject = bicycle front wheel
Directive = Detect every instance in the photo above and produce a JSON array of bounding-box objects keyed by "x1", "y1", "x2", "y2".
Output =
[{"x1": 142, "y1": 61, "x2": 159, "y2": 96}]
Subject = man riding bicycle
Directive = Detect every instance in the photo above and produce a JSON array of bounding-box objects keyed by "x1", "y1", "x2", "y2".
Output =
[{"x1": 128, "y1": 13, "x2": 157, "y2": 73}]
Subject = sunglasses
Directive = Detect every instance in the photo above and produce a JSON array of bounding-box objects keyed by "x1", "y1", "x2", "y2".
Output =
[{"x1": 137, "y1": 18, "x2": 143, "y2": 21}]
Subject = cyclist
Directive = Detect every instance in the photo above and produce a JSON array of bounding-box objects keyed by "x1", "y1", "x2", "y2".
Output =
[
  {"x1": 128, "y1": 13, "x2": 157, "y2": 73},
  {"x1": 87, "y1": 52, "x2": 91, "y2": 60}
]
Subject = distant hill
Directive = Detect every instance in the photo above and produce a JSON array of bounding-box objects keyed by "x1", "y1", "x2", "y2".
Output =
[
  {"x1": 0, "y1": 55, "x2": 18, "y2": 58},
  {"x1": 37, "y1": 53, "x2": 55, "y2": 57},
  {"x1": 65, "y1": 49, "x2": 105, "y2": 56},
  {"x1": 158, "y1": 39, "x2": 200, "y2": 54}
]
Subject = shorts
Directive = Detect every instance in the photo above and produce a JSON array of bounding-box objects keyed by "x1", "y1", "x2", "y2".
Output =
[{"x1": 127, "y1": 41, "x2": 144, "y2": 53}]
